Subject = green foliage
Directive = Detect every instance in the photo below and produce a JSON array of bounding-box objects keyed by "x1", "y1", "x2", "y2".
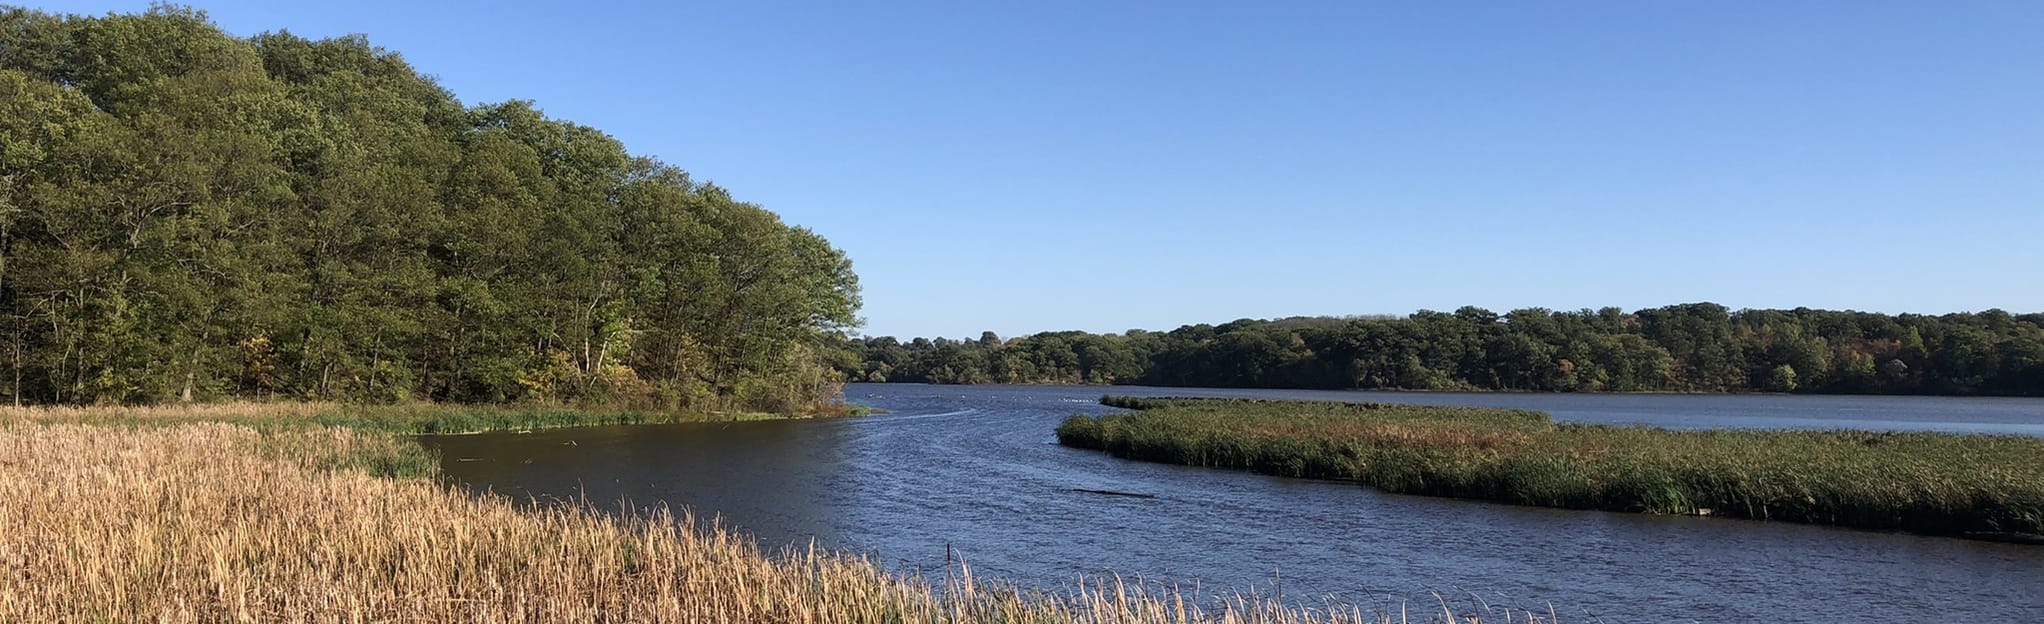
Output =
[
  {"x1": 1058, "y1": 397, "x2": 2044, "y2": 540},
  {"x1": 249, "y1": 426, "x2": 441, "y2": 479},
  {"x1": 850, "y1": 305, "x2": 2044, "y2": 396},
  {"x1": 1767, "y1": 364, "x2": 1799, "y2": 392},
  {"x1": 0, "y1": 7, "x2": 859, "y2": 412}
]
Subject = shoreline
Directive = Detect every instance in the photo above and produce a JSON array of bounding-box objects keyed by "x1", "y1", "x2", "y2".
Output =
[{"x1": 846, "y1": 381, "x2": 2044, "y2": 399}]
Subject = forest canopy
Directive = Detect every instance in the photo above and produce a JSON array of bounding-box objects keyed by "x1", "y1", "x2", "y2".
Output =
[
  {"x1": 0, "y1": 6, "x2": 860, "y2": 410},
  {"x1": 845, "y1": 304, "x2": 2044, "y2": 396}
]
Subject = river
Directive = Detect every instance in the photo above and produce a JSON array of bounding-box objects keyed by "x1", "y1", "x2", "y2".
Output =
[{"x1": 423, "y1": 383, "x2": 2044, "y2": 622}]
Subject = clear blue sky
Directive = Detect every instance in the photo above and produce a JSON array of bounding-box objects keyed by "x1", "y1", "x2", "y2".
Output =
[{"x1": 42, "y1": 1, "x2": 2044, "y2": 338}]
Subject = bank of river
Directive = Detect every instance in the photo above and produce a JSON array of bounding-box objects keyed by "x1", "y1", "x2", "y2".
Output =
[{"x1": 424, "y1": 384, "x2": 2044, "y2": 623}]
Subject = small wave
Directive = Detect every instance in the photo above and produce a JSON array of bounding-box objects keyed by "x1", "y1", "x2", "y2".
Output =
[{"x1": 868, "y1": 408, "x2": 979, "y2": 422}]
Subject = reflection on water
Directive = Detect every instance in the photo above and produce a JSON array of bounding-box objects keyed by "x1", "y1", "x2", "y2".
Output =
[{"x1": 423, "y1": 384, "x2": 2044, "y2": 623}]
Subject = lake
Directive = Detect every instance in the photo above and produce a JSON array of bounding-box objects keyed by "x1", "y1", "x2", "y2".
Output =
[{"x1": 424, "y1": 384, "x2": 2044, "y2": 622}]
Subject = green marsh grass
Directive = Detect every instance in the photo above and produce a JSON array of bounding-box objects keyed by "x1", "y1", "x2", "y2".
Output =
[
  {"x1": 0, "y1": 401, "x2": 802, "y2": 434},
  {"x1": 1060, "y1": 397, "x2": 2044, "y2": 540}
]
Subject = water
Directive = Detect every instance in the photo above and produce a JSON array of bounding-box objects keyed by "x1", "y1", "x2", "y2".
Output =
[{"x1": 424, "y1": 384, "x2": 2044, "y2": 622}]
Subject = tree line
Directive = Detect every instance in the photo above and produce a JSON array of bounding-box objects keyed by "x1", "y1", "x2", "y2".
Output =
[
  {"x1": 0, "y1": 7, "x2": 859, "y2": 410},
  {"x1": 843, "y1": 304, "x2": 2044, "y2": 396}
]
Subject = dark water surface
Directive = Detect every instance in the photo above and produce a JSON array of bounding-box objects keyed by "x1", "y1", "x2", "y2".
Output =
[{"x1": 424, "y1": 384, "x2": 2044, "y2": 622}]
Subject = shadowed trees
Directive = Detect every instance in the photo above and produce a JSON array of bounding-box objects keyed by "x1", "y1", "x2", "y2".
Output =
[{"x1": 844, "y1": 305, "x2": 2044, "y2": 396}]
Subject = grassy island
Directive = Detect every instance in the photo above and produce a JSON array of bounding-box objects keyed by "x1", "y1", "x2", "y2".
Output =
[{"x1": 1058, "y1": 397, "x2": 2044, "y2": 541}]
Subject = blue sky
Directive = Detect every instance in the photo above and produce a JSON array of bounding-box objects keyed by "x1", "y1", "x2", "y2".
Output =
[{"x1": 41, "y1": 1, "x2": 2044, "y2": 338}]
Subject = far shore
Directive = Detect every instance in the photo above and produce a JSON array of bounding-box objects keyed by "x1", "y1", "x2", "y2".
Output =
[{"x1": 846, "y1": 380, "x2": 2044, "y2": 399}]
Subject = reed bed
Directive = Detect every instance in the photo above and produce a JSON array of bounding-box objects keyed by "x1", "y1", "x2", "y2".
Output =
[
  {"x1": 1060, "y1": 397, "x2": 2044, "y2": 541},
  {"x1": 0, "y1": 400, "x2": 341, "y2": 423},
  {"x1": 0, "y1": 407, "x2": 1523, "y2": 623},
  {"x1": 0, "y1": 401, "x2": 785, "y2": 435}
]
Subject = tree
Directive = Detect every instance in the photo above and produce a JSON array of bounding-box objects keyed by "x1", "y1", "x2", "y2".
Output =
[
  {"x1": 841, "y1": 304, "x2": 2044, "y2": 397},
  {"x1": 0, "y1": 7, "x2": 862, "y2": 410},
  {"x1": 1766, "y1": 364, "x2": 1798, "y2": 393}
]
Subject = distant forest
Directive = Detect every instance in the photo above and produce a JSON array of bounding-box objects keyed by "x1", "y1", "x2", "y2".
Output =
[
  {"x1": 842, "y1": 304, "x2": 2044, "y2": 396},
  {"x1": 0, "y1": 7, "x2": 859, "y2": 409}
]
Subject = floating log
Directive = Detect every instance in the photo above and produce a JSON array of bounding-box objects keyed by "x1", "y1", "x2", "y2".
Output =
[
  {"x1": 1071, "y1": 488, "x2": 1157, "y2": 499},
  {"x1": 1962, "y1": 532, "x2": 2044, "y2": 545}
]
